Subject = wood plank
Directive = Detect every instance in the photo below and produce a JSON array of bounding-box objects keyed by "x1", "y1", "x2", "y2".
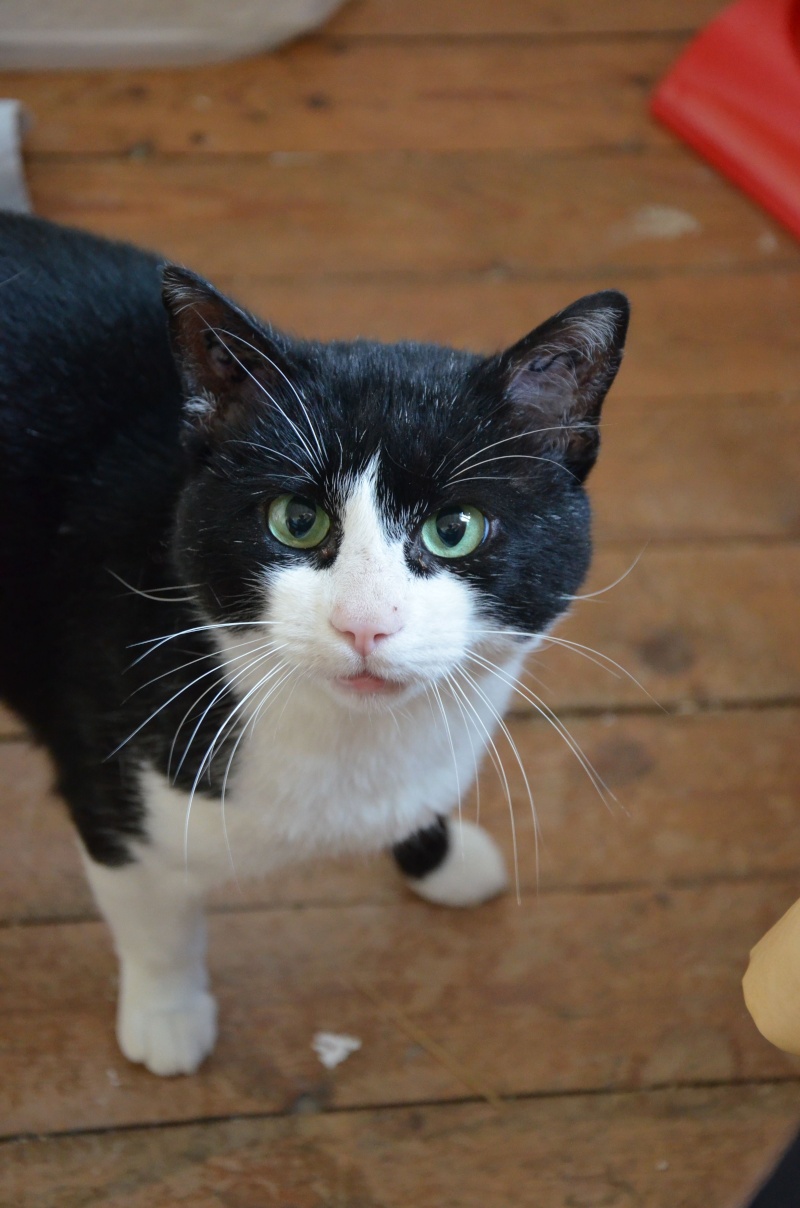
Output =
[
  {"x1": 0, "y1": 743, "x2": 89, "y2": 924},
  {"x1": 1, "y1": 881, "x2": 797, "y2": 1135},
  {"x1": 2, "y1": 707, "x2": 799, "y2": 923},
  {"x1": 535, "y1": 544, "x2": 800, "y2": 711},
  {"x1": 13, "y1": 37, "x2": 681, "y2": 155},
  {"x1": 332, "y1": 0, "x2": 726, "y2": 37},
  {"x1": 1, "y1": 1084, "x2": 796, "y2": 1208},
  {"x1": 592, "y1": 392, "x2": 800, "y2": 543},
  {"x1": 28, "y1": 149, "x2": 795, "y2": 279},
  {"x1": 219, "y1": 271, "x2": 800, "y2": 400}
]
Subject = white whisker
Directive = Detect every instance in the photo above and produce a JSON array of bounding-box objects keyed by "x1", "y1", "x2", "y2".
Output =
[
  {"x1": 182, "y1": 659, "x2": 291, "y2": 873},
  {"x1": 108, "y1": 652, "x2": 260, "y2": 759},
  {"x1": 214, "y1": 326, "x2": 325, "y2": 474},
  {"x1": 203, "y1": 323, "x2": 319, "y2": 474},
  {"x1": 429, "y1": 681, "x2": 463, "y2": 835},
  {"x1": 446, "y1": 424, "x2": 583, "y2": 477},
  {"x1": 171, "y1": 644, "x2": 288, "y2": 780},
  {"x1": 166, "y1": 645, "x2": 286, "y2": 780},
  {"x1": 474, "y1": 625, "x2": 663, "y2": 709},
  {"x1": 106, "y1": 568, "x2": 199, "y2": 604},
  {"x1": 128, "y1": 620, "x2": 278, "y2": 665},
  {"x1": 131, "y1": 632, "x2": 280, "y2": 697},
  {"x1": 561, "y1": 545, "x2": 648, "y2": 602},
  {"x1": 225, "y1": 438, "x2": 311, "y2": 479},
  {"x1": 217, "y1": 664, "x2": 298, "y2": 882},
  {"x1": 269, "y1": 663, "x2": 306, "y2": 739},
  {"x1": 119, "y1": 639, "x2": 281, "y2": 757},
  {"x1": 466, "y1": 651, "x2": 617, "y2": 812},
  {"x1": 458, "y1": 665, "x2": 540, "y2": 886},
  {"x1": 445, "y1": 672, "x2": 521, "y2": 903},
  {"x1": 540, "y1": 634, "x2": 662, "y2": 710},
  {"x1": 442, "y1": 670, "x2": 482, "y2": 824},
  {"x1": 448, "y1": 452, "x2": 577, "y2": 483}
]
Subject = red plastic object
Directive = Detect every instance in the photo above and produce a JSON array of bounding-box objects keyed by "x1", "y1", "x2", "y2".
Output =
[{"x1": 651, "y1": 0, "x2": 800, "y2": 241}]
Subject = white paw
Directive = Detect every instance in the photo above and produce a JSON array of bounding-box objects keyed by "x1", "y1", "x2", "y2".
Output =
[
  {"x1": 407, "y1": 820, "x2": 508, "y2": 908},
  {"x1": 118, "y1": 988, "x2": 217, "y2": 1076}
]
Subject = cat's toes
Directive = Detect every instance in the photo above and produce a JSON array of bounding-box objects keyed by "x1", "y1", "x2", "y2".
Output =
[
  {"x1": 406, "y1": 820, "x2": 508, "y2": 908},
  {"x1": 117, "y1": 989, "x2": 217, "y2": 1076}
]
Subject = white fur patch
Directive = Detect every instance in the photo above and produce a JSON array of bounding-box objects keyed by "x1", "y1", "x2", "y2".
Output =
[
  {"x1": 83, "y1": 854, "x2": 216, "y2": 1076},
  {"x1": 405, "y1": 820, "x2": 509, "y2": 908}
]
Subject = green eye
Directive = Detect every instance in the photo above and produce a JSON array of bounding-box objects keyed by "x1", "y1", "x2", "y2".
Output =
[
  {"x1": 421, "y1": 505, "x2": 487, "y2": 559},
  {"x1": 268, "y1": 494, "x2": 331, "y2": 549}
]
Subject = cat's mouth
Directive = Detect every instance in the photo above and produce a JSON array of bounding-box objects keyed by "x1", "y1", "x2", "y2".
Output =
[{"x1": 333, "y1": 673, "x2": 406, "y2": 696}]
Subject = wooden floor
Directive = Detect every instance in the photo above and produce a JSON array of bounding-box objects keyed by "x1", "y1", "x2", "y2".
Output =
[{"x1": 2, "y1": 1, "x2": 800, "y2": 1204}]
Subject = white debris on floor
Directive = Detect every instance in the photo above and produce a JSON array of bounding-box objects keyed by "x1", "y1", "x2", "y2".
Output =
[
  {"x1": 610, "y1": 203, "x2": 701, "y2": 244},
  {"x1": 312, "y1": 1031, "x2": 362, "y2": 1070}
]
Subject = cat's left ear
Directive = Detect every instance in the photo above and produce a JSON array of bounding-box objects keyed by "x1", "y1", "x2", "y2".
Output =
[
  {"x1": 498, "y1": 290, "x2": 630, "y2": 481},
  {"x1": 162, "y1": 265, "x2": 296, "y2": 435}
]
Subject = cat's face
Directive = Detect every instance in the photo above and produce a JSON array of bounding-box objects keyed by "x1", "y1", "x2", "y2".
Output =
[{"x1": 164, "y1": 272, "x2": 628, "y2": 710}]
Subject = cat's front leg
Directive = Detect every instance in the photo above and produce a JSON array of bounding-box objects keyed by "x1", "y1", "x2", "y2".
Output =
[
  {"x1": 83, "y1": 853, "x2": 216, "y2": 1076},
  {"x1": 392, "y1": 816, "x2": 508, "y2": 908}
]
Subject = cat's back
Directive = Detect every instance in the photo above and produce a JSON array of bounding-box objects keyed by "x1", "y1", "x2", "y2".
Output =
[
  {"x1": 0, "y1": 215, "x2": 185, "y2": 548},
  {"x1": 0, "y1": 212, "x2": 179, "y2": 453},
  {"x1": 0, "y1": 215, "x2": 187, "y2": 712}
]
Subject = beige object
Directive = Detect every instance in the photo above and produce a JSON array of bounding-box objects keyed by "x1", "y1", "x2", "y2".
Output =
[
  {"x1": 743, "y1": 895, "x2": 800, "y2": 1055},
  {"x1": 0, "y1": 0, "x2": 344, "y2": 69},
  {"x1": 0, "y1": 100, "x2": 30, "y2": 213}
]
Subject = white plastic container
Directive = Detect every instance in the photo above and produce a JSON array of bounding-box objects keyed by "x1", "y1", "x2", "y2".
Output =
[{"x1": 0, "y1": 0, "x2": 345, "y2": 70}]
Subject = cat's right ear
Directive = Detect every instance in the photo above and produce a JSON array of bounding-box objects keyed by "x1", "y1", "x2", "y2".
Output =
[
  {"x1": 162, "y1": 265, "x2": 295, "y2": 436},
  {"x1": 496, "y1": 290, "x2": 630, "y2": 481}
]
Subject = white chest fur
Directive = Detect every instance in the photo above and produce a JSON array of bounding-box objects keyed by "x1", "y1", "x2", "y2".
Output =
[{"x1": 138, "y1": 654, "x2": 523, "y2": 891}]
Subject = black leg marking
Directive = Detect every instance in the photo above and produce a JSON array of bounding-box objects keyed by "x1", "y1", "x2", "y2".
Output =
[{"x1": 392, "y1": 816, "x2": 449, "y2": 880}]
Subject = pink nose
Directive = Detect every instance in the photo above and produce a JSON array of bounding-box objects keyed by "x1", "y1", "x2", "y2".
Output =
[{"x1": 330, "y1": 608, "x2": 404, "y2": 658}]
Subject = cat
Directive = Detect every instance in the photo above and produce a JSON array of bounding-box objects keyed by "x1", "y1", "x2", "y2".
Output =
[{"x1": 0, "y1": 212, "x2": 629, "y2": 1075}]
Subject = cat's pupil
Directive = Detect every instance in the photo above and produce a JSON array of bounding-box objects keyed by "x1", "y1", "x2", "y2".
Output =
[
  {"x1": 285, "y1": 497, "x2": 317, "y2": 539},
  {"x1": 436, "y1": 508, "x2": 469, "y2": 548}
]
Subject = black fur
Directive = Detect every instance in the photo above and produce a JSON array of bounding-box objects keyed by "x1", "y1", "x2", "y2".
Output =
[
  {"x1": 392, "y1": 816, "x2": 449, "y2": 879},
  {"x1": 0, "y1": 213, "x2": 628, "y2": 868}
]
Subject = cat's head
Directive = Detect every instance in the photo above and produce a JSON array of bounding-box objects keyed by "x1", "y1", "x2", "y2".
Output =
[{"x1": 162, "y1": 269, "x2": 628, "y2": 710}]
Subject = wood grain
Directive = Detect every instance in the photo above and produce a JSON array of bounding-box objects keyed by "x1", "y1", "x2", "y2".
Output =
[
  {"x1": 220, "y1": 270, "x2": 800, "y2": 400},
  {"x1": 2, "y1": 881, "x2": 798, "y2": 1136},
  {"x1": 14, "y1": 38, "x2": 681, "y2": 155},
  {"x1": 332, "y1": 0, "x2": 726, "y2": 36},
  {"x1": 592, "y1": 392, "x2": 800, "y2": 543},
  {"x1": 27, "y1": 150, "x2": 794, "y2": 279},
  {"x1": 532, "y1": 543, "x2": 800, "y2": 711},
  {"x1": 1, "y1": 1084, "x2": 795, "y2": 1208},
  {"x1": 2, "y1": 707, "x2": 798, "y2": 924}
]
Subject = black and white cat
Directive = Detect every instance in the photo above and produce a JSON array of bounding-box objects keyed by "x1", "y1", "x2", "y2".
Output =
[{"x1": 0, "y1": 213, "x2": 628, "y2": 1075}]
